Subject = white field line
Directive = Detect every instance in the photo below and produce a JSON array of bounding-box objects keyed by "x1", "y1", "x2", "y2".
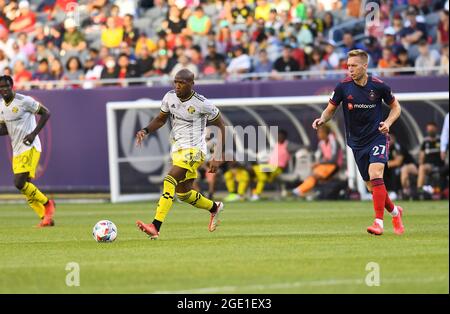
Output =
[{"x1": 150, "y1": 276, "x2": 448, "y2": 294}]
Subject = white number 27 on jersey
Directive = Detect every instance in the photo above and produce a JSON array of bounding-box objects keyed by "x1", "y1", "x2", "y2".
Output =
[{"x1": 372, "y1": 145, "x2": 386, "y2": 156}]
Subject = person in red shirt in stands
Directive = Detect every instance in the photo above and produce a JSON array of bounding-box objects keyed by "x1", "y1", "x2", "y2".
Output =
[{"x1": 9, "y1": 1, "x2": 36, "y2": 34}]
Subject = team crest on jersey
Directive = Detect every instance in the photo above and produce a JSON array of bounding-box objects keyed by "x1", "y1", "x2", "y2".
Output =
[
  {"x1": 187, "y1": 106, "x2": 196, "y2": 114},
  {"x1": 12, "y1": 106, "x2": 18, "y2": 113},
  {"x1": 368, "y1": 90, "x2": 377, "y2": 101}
]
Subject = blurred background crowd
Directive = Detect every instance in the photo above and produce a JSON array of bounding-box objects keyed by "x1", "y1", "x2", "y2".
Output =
[{"x1": 0, "y1": 0, "x2": 448, "y2": 89}]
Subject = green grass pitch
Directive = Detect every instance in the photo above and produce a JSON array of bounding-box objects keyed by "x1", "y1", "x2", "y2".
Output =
[{"x1": 0, "y1": 200, "x2": 448, "y2": 293}]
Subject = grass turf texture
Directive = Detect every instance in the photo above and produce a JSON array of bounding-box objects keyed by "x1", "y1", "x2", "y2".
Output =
[{"x1": 0, "y1": 200, "x2": 448, "y2": 293}]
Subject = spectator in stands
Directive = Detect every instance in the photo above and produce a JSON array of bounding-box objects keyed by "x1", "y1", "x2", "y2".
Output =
[
  {"x1": 110, "y1": 4, "x2": 124, "y2": 28},
  {"x1": 323, "y1": 40, "x2": 340, "y2": 70},
  {"x1": 204, "y1": 42, "x2": 227, "y2": 77},
  {"x1": 115, "y1": 0, "x2": 137, "y2": 17},
  {"x1": 13, "y1": 59, "x2": 32, "y2": 89},
  {"x1": 62, "y1": 18, "x2": 87, "y2": 57},
  {"x1": 9, "y1": 1, "x2": 36, "y2": 33},
  {"x1": 170, "y1": 53, "x2": 199, "y2": 79},
  {"x1": 17, "y1": 32, "x2": 34, "y2": 59},
  {"x1": 437, "y1": 9, "x2": 449, "y2": 46},
  {"x1": 290, "y1": 0, "x2": 307, "y2": 22},
  {"x1": 136, "y1": 46, "x2": 154, "y2": 77},
  {"x1": 32, "y1": 58, "x2": 54, "y2": 82},
  {"x1": 153, "y1": 48, "x2": 173, "y2": 76},
  {"x1": 100, "y1": 54, "x2": 119, "y2": 86},
  {"x1": 101, "y1": 16, "x2": 124, "y2": 49},
  {"x1": 187, "y1": 6, "x2": 211, "y2": 37},
  {"x1": 400, "y1": 6, "x2": 428, "y2": 48},
  {"x1": 8, "y1": 42, "x2": 27, "y2": 69},
  {"x1": 394, "y1": 47, "x2": 415, "y2": 75},
  {"x1": 252, "y1": 49, "x2": 273, "y2": 78},
  {"x1": 64, "y1": 56, "x2": 84, "y2": 84},
  {"x1": 415, "y1": 39, "x2": 440, "y2": 75},
  {"x1": 226, "y1": 44, "x2": 251, "y2": 77},
  {"x1": 272, "y1": 44, "x2": 300, "y2": 79},
  {"x1": 295, "y1": 21, "x2": 314, "y2": 48},
  {"x1": 321, "y1": 11, "x2": 334, "y2": 39},
  {"x1": 292, "y1": 125, "x2": 342, "y2": 198},
  {"x1": 383, "y1": 27, "x2": 404, "y2": 57},
  {"x1": 341, "y1": 32, "x2": 364, "y2": 56},
  {"x1": 216, "y1": 20, "x2": 234, "y2": 55},
  {"x1": 229, "y1": 0, "x2": 253, "y2": 27},
  {"x1": 83, "y1": 57, "x2": 104, "y2": 89},
  {"x1": 308, "y1": 48, "x2": 327, "y2": 78},
  {"x1": 0, "y1": 49, "x2": 7, "y2": 73},
  {"x1": 50, "y1": 58, "x2": 65, "y2": 81},
  {"x1": 135, "y1": 32, "x2": 157, "y2": 56},
  {"x1": 378, "y1": 47, "x2": 397, "y2": 76},
  {"x1": 439, "y1": 43, "x2": 449, "y2": 75},
  {"x1": 255, "y1": 0, "x2": 273, "y2": 22},
  {"x1": 162, "y1": 5, "x2": 187, "y2": 36},
  {"x1": 122, "y1": 14, "x2": 140, "y2": 48},
  {"x1": 363, "y1": 36, "x2": 382, "y2": 68},
  {"x1": 117, "y1": 53, "x2": 140, "y2": 85}
]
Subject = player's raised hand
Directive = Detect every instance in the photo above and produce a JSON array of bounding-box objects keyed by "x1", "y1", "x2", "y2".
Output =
[
  {"x1": 312, "y1": 118, "x2": 325, "y2": 130},
  {"x1": 135, "y1": 129, "x2": 148, "y2": 147},
  {"x1": 378, "y1": 121, "x2": 390, "y2": 134}
]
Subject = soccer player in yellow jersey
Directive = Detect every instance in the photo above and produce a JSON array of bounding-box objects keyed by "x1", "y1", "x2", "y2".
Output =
[
  {"x1": 135, "y1": 69, "x2": 226, "y2": 239},
  {"x1": 0, "y1": 75, "x2": 56, "y2": 227}
]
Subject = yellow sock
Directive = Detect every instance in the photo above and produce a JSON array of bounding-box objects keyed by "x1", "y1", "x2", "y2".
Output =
[
  {"x1": 154, "y1": 175, "x2": 177, "y2": 222},
  {"x1": 224, "y1": 170, "x2": 236, "y2": 193},
  {"x1": 236, "y1": 169, "x2": 249, "y2": 196},
  {"x1": 21, "y1": 182, "x2": 49, "y2": 204},
  {"x1": 27, "y1": 198, "x2": 45, "y2": 219},
  {"x1": 177, "y1": 190, "x2": 214, "y2": 211},
  {"x1": 298, "y1": 176, "x2": 317, "y2": 195}
]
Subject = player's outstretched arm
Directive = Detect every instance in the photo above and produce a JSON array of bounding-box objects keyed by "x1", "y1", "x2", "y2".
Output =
[
  {"x1": 207, "y1": 115, "x2": 226, "y2": 173},
  {"x1": 135, "y1": 111, "x2": 169, "y2": 147},
  {"x1": 23, "y1": 104, "x2": 50, "y2": 146},
  {"x1": 379, "y1": 99, "x2": 401, "y2": 134},
  {"x1": 312, "y1": 102, "x2": 337, "y2": 129},
  {"x1": 0, "y1": 122, "x2": 8, "y2": 136}
]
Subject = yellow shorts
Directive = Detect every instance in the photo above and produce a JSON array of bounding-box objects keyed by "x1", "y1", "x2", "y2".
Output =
[
  {"x1": 12, "y1": 147, "x2": 41, "y2": 179},
  {"x1": 172, "y1": 148, "x2": 205, "y2": 183},
  {"x1": 253, "y1": 164, "x2": 283, "y2": 183}
]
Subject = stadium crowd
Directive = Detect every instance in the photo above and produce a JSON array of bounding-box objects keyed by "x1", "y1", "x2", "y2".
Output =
[{"x1": 0, "y1": 0, "x2": 448, "y2": 89}]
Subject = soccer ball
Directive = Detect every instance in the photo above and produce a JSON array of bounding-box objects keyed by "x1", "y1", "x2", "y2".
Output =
[{"x1": 92, "y1": 220, "x2": 117, "y2": 242}]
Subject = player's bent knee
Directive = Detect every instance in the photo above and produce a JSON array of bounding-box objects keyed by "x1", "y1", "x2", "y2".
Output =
[{"x1": 14, "y1": 177, "x2": 26, "y2": 190}]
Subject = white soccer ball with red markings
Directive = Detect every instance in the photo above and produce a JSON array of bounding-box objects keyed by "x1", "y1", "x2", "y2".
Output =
[{"x1": 93, "y1": 220, "x2": 117, "y2": 242}]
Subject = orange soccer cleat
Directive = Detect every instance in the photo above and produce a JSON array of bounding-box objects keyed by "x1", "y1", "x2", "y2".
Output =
[
  {"x1": 208, "y1": 202, "x2": 224, "y2": 232},
  {"x1": 136, "y1": 221, "x2": 160, "y2": 240},
  {"x1": 367, "y1": 221, "x2": 383, "y2": 235},
  {"x1": 392, "y1": 206, "x2": 405, "y2": 235},
  {"x1": 39, "y1": 200, "x2": 56, "y2": 227}
]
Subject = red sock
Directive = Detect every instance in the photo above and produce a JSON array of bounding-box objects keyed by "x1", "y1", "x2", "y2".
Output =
[
  {"x1": 385, "y1": 193, "x2": 395, "y2": 212},
  {"x1": 371, "y1": 178, "x2": 386, "y2": 220}
]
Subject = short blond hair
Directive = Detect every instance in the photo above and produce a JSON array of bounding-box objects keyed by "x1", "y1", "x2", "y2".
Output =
[{"x1": 347, "y1": 49, "x2": 368, "y2": 63}]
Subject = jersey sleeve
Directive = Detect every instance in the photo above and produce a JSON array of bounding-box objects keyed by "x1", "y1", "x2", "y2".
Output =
[
  {"x1": 23, "y1": 97, "x2": 41, "y2": 113},
  {"x1": 202, "y1": 99, "x2": 220, "y2": 122},
  {"x1": 329, "y1": 83, "x2": 344, "y2": 106},
  {"x1": 160, "y1": 93, "x2": 170, "y2": 114},
  {"x1": 380, "y1": 82, "x2": 396, "y2": 105}
]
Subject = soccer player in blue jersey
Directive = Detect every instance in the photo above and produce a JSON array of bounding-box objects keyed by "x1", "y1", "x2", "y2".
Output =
[{"x1": 312, "y1": 49, "x2": 405, "y2": 236}]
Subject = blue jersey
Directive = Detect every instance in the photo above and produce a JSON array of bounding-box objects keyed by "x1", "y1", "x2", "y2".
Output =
[{"x1": 329, "y1": 75, "x2": 395, "y2": 149}]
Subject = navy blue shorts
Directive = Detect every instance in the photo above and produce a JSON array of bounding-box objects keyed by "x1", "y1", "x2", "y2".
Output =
[{"x1": 352, "y1": 135, "x2": 389, "y2": 181}]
